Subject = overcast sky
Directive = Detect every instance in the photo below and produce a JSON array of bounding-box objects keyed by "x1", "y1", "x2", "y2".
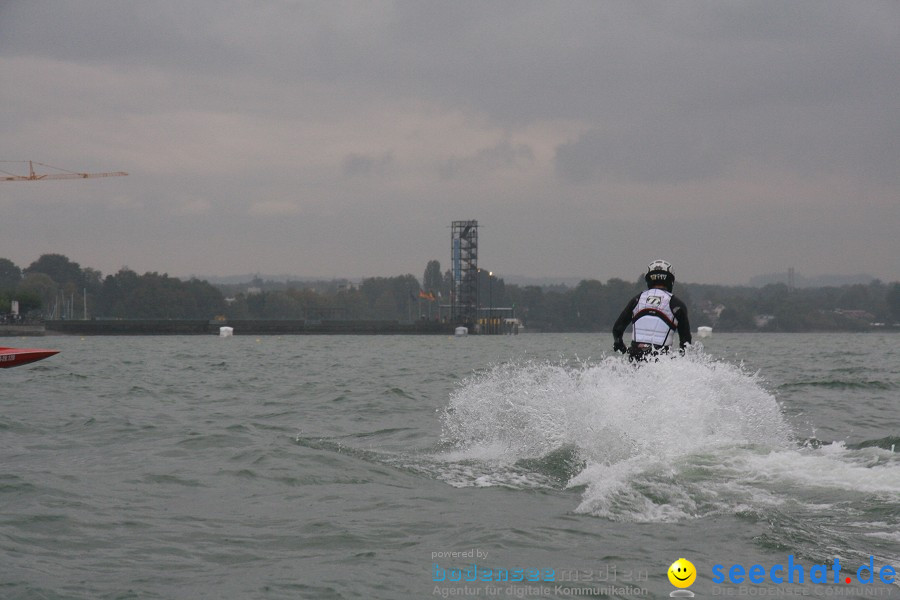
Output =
[{"x1": 1, "y1": 1, "x2": 898, "y2": 285}]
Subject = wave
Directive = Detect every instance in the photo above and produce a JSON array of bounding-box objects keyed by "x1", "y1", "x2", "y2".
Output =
[
  {"x1": 848, "y1": 436, "x2": 900, "y2": 451},
  {"x1": 780, "y1": 380, "x2": 896, "y2": 391},
  {"x1": 436, "y1": 350, "x2": 900, "y2": 525}
]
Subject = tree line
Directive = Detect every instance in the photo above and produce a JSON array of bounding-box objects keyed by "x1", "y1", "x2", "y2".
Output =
[
  {"x1": 2, "y1": 254, "x2": 899, "y2": 332},
  {"x1": 0, "y1": 254, "x2": 226, "y2": 320}
]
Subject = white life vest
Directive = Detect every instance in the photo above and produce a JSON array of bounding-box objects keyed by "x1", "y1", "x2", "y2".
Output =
[{"x1": 631, "y1": 289, "x2": 678, "y2": 347}]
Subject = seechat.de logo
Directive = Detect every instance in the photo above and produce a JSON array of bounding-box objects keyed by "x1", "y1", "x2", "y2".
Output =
[{"x1": 712, "y1": 555, "x2": 896, "y2": 586}]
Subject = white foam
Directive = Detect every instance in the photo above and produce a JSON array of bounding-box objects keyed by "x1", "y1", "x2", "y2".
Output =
[
  {"x1": 438, "y1": 349, "x2": 900, "y2": 522},
  {"x1": 733, "y1": 443, "x2": 900, "y2": 495},
  {"x1": 865, "y1": 531, "x2": 900, "y2": 542}
]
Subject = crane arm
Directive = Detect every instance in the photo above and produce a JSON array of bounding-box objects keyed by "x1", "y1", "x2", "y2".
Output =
[{"x1": 0, "y1": 161, "x2": 128, "y2": 181}]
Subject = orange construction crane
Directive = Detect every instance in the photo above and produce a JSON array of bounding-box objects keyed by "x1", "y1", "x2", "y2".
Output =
[{"x1": 0, "y1": 161, "x2": 128, "y2": 181}]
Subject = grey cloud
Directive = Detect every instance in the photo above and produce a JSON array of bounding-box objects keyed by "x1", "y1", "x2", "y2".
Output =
[
  {"x1": 0, "y1": 2, "x2": 228, "y2": 68},
  {"x1": 555, "y1": 122, "x2": 729, "y2": 185},
  {"x1": 555, "y1": 104, "x2": 900, "y2": 186},
  {"x1": 439, "y1": 141, "x2": 534, "y2": 180},
  {"x1": 342, "y1": 152, "x2": 393, "y2": 177},
  {"x1": 6, "y1": 2, "x2": 897, "y2": 127}
]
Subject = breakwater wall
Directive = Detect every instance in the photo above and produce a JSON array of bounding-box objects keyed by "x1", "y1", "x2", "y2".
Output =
[
  {"x1": 44, "y1": 319, "x2": 456, "y2": 336},
  {"x1": 0, "y1": 325, "x2": 47, "y2": 337}
]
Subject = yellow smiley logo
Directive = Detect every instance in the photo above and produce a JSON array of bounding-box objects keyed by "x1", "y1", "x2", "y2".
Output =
[{"x1": 668, "y1": 558, "x2": 697, "y2": 588}]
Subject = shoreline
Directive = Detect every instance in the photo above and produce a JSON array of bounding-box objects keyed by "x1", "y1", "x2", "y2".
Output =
[{"x1": 37, "y1": 319, "x2": 457, "y2": 336}]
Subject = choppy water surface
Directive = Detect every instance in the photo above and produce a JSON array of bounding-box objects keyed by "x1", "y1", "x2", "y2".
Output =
[{"x1": 2, "y1": 333, "x2": 899, "y2": 599}]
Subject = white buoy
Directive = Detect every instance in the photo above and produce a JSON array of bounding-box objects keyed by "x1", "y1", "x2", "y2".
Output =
[
  {"x1": 454, "y1": 326, "x2": 468, "y2": 337},
  {"x1": 697, "y1": 326, "x2": 712, "y2": 338},
  {"x1": 219, "y1": 326, "x2": 234, "y2": 337}
]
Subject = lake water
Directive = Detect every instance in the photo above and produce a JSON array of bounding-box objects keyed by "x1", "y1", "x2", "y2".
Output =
[{"x1": 2, "y1": 333, "x2": 899, "y2": 599}]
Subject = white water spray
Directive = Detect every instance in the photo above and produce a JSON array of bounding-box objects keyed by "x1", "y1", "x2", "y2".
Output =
[
  {"x1": 439, "y1": 349, "x2": 900, "y2": 523},
  {"x1": 440, "y1": 350, "x2": 793, "y2": 519},
  {"x1": 442, "y1": 350, "x2": 791, "y2": 461}
]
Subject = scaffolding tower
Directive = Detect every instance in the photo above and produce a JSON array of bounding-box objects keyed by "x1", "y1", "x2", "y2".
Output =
[{"x1": 451, "y1": 220, "x2": 478, "y2": 325}]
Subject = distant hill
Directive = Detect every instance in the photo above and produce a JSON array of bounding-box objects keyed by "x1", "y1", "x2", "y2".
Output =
[
  {"x1": 192, "y1": 271, "x2": 880, "y2": 290},
  {"x1": 748, "y1": 273, "x2": 877, "y2": 288},
  {"x1": 197, "y1": 272, "x2": 588, "y2": 289},
  {"x1": 191, "y1": 273, "x2": 356, "y2": 285}
]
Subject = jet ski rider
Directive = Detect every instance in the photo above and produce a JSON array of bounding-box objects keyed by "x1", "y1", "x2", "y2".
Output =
[{"x1": 613, "y1": 260, "x2": 692, "y2": 361}]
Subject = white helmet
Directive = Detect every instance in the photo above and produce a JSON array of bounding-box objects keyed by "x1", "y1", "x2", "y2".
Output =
[{"x1": 646, "y1": 259, "x2": 675, "y2": 291}]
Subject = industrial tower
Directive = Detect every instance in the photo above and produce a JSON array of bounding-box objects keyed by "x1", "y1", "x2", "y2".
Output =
[{"x1": 451, "y1": 220, "x2": 478, "y2": 325}]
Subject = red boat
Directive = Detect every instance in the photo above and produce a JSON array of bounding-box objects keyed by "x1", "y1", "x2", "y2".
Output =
[{"x1": 0, "y1": 346, "x2": 60, "y2": 368}]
